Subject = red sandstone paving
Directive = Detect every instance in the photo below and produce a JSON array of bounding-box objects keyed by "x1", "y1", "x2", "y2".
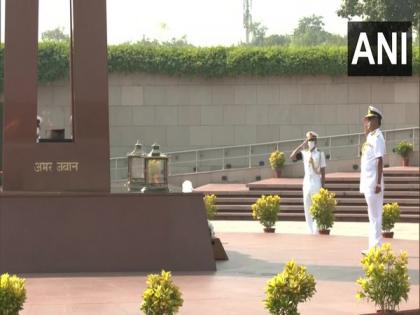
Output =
[
  {"x1": 19, "y1": 233, "x2": 419, "y2": 315},
  {"x1": 327, "y1": 172, "x2": 361, "y2": 179},
  {"x1": 384, "y1": 167, "x2": 419, "y2": 173},
  {"x1": 248, "y1": 177, "x2": 303, "y2": 185},
  {"x1": 194, "y1": 183, "x2": 249, "y2": 192}
]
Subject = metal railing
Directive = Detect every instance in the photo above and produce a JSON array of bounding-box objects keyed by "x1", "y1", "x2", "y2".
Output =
[{"x1": 110, "y1": 127, "x2": 419, "y2": 181}]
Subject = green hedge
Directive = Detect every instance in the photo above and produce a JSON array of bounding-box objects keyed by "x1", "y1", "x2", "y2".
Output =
[
  {"x1": 107, "y1": 45, "x2": 350, "y2": 76},
  {"x1": 0, "y1": 43, "x2": 419, "y2": 90}
]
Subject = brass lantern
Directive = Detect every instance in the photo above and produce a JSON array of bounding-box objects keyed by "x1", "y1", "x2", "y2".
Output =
[
  {"x1": 144, "y1": 143, "x2": 169, "y2": 192},
  {"x1": 127, "y1": 140, "x2": 145, "y2": 192}
]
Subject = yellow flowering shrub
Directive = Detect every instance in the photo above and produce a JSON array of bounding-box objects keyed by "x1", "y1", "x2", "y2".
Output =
[
  {"x1": 141, "y1": 270, "x2": 183, "y2": 315},
  {"x1": 395, "y1": 141, "x2": 413, "y2": 158},
  {"x1": 264, "y1": 260, "x2": 316, "y2": 315},
  {"x1": 203, "y1": 194, "x2": 217, "y2": 220},
  {"x1": 310, "y1": 188, "x2": 336, "y2": 231},
  {"x1": 382, "y1": 203, "x2": 400, "y2": 232},
  {"x1": 0, "y1": 273, "x2": 26, "y2": 315},
  {"x1": 252, "y1": 195, "x2": 281, "y2": 228},
  {"x1": 356, "y1": 243, "x2": 410, "y2": 313},
  {"x1": 269, "y1": 151, "x2": 286, "y2": 170}
]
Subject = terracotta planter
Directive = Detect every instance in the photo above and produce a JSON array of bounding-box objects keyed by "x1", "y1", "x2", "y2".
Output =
[
  {"x1": 319, "y1": 229, "x2": 330, "y2": 235},
  {"x1": 376, "y1": 310, "x2": 397, "y2": 314},
  {"x1": 275, "y1": 169, "x2": 282, "y2": 178},
  {"x1": 402, "y1": 158, "x2": 409, "y2": 167},
  {"x1": 382, "y1": 231, "x2": 394, "y2": 238},
  {"x1": 364, "y1": 309, "x2": 420, "y2": 315},
  {"x1": 264, "y1": 227, "x2": 275, "y2": 233},
  {"x1": 363, "y1": 309, "x2": 420, "y2": 315}
]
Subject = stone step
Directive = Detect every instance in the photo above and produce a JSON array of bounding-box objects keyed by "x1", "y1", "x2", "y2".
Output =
[
  {"x1": 203, "y1": 190, "x2": 420, "y2": 198},
  {"x1": 331, "y1": 183, "x2": 419, "y2": 191},
  {"x1": 214, "y1": 212, "x2": 419, "y2": 223},
  {"x1": 200, "y1": 168, "x2": 420, "y2": 223},
  {"x1": 215, "y1": 204, "x2": 420, "y2": 214},
  {"x1": 216, "y1": 197, "x2": 420, "y2": 206},
  {"x1": 250, "y1": 183, "x2": 419, "y2": 191},
  {"x1": 326, "y1": 177, "x2": 419, "y2": 183},
  {"x1": 383, "y1": 167, "x2": 419, "y2": 176}
]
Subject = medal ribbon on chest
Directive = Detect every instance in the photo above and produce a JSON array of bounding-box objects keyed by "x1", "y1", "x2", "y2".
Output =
[{"x1": 309, "y1": 154, "x2": 321, "y2": 175}]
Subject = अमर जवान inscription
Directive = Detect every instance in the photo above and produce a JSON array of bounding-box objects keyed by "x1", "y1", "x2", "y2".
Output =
[{"x1": 34, "y1": 161, "x2": 79, "y2": 173}]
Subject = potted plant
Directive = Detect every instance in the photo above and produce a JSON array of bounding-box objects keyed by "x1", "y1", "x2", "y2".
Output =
[
  {"x1": 203, "y1": 194, "x2": 217, "y2": 239},
  {"x1": 310, "y1": 188, "x2": 336, "y2": 235},
  {"x1": 204, "y1": 194, "x2": 217, "y2": 220},
  {"x1": 382, "y1": 203, "x2": 400, "y2": 239},
  {"x1": 0, "y1": 273, "x2": 26, "y2": 315},
  {"x1": 394, "y1": 141, "x2": 413, "y2": 167},
  {"x1": 269, "y1": 150, "x2": 286, "y2": 178},
  {"x1": 356, "y1": 243, "x2": 410, "y2": 314},
  {"x1": 252, "y1": 195, "x2": 281, "y2": 233},
  {"x1": 204, "y1": 194, "x2": 228, "y2": 260},
  {"x1": 264, "y1": 260, "x2": 316, "y2": 315},
  {"x1": 141, "y1": 270, "x2": 183, "y2": 315}
]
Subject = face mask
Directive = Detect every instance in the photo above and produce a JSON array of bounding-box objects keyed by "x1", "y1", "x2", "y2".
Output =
[{"x1": 308, "y1": 142, "x2": 315, "y2": 150}]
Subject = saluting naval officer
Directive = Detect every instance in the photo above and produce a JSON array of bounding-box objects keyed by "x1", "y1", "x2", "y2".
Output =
[
  {"x1": 360, "y1": 106, "x2": 385, "y2": 254},
  {"x1": 290, "y1": 131, "x2": 326, "y2": 234}
]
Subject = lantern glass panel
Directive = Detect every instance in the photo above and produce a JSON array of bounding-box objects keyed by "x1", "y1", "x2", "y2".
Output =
[
  {"x1": 131, "y1": 157, "x2": 144, "y2": 179},
  {"x1": 147, "y1": 159, "x2": 166, "y2": 185}
]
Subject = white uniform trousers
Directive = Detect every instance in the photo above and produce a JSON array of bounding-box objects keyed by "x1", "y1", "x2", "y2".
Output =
[
  {"x1": 364, "y1": 191, "x2": 383, "y2": 249},
  {"x1": 303, "y1": 177, "x2": 321, "y2": 234}
]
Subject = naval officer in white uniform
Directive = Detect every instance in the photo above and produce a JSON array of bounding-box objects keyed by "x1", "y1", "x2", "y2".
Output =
[
  {"x1": 360, "y1": 106, "x2": 385, "y2": 253},
  {"x1": 290, "y1": 131, "x2": 326, "y2": 234}
]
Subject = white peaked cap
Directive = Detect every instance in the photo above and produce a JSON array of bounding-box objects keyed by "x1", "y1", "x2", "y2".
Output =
[
  {"x1": 305, "y1": 131, "x2": 319, "y2": 139},
  {"x1": 365, "y1": 106, "x2": 383, "y2": 119}
]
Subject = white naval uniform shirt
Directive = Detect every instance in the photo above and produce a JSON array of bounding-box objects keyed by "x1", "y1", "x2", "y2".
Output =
[
  {"x1": 301, "y1": 148, "x2": 326, "y2": 187},
  {"x1": 360, "y1": 129, "x2": 385, "y2": 194}
]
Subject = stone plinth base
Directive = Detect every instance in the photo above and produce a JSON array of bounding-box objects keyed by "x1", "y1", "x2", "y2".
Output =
[{"x1": 0, "y1": 192, "x2": 215, "y2": 273}]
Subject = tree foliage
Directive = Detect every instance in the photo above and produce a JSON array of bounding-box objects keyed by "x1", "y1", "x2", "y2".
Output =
[
  {"x1": 250, "y1": 22, "x2": 268, "y2": 45},
  {"x1": 264, "y1": 34, "x2": 292, "y2": 46},
  {"x1": 136, "y1": 35, "x2": 193, "y2": 48},
  {"x1": 248, "y1": 15, "x2": 346, "y2": 47},
  {"x1": 293, "y1": 15, "x2": 347, "y2": 46},
  {"x1": 337, "y1": 0, "x2": 420, "y2": 33},
  {"x1": 41, "y1": 27, "x2": 70, "y2": 42}
]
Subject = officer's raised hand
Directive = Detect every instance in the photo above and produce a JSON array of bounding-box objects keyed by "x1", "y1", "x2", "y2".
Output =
[{"x1": 290, "y1": 138, "x2": 308, "y2": 161}]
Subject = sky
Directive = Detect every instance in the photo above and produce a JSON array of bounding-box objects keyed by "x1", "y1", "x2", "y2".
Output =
[{"x1": 1, "y1": 0, "x2": 350, "y2": 46}]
